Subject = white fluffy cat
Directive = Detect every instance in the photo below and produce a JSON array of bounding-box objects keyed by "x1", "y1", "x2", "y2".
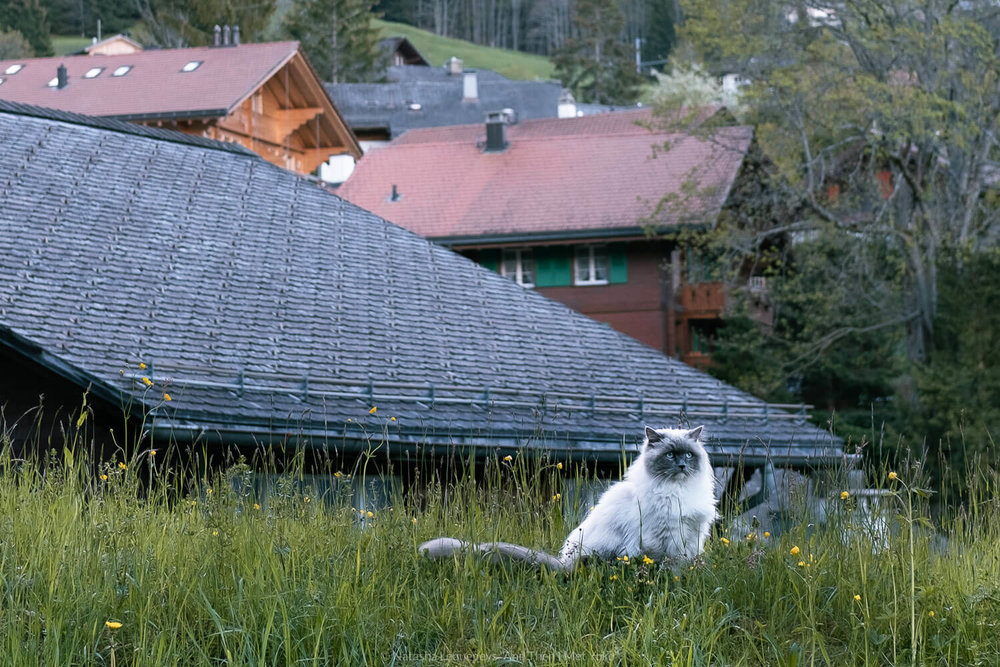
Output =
[{"x1": 420, "y1": 425, "x2": 718, "y2": 570}]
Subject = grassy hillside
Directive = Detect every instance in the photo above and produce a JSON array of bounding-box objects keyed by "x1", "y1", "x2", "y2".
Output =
[
  {"x1": 374, "y1": 18, "x2": 555, "y2": 80},
  {"x1": 1, "y1": 403, "x2": 998, "y2": 664}
]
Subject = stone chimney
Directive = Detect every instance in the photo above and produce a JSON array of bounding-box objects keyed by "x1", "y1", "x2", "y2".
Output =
[
  {"x1": 447, "y1": 56, "x2": 463, "y2": 76},
  {"x1": 558, "y1": 89, "x2": 577, "y2": 119}
]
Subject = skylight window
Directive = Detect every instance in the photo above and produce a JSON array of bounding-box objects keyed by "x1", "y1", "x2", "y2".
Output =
[
  {"x1": 111, "y1": 65, "x2": 132, "y2": 77},
  {"x1": 4, "y1": 64, "x2": 22, "y2": 75},
  {"x1": 0, "y1": 78, "x2": 4, "y2": 86},
  {"x1": 84, "y1": 67, "x2": 103, "y2": 78},
  {"x1": 181, "y1": 60, "x2": 202, "y2": 72},
  {"x1": 47, "y1": 77, "x2": 58, "y2": 87}
]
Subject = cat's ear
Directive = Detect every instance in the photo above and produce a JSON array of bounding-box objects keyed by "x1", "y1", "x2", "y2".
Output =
[
  {"x1": 686, "y1": 425, "x2": 704, "y2": 442},
  {"x1": 644, "y1": 426, "x2": 663, "y2": 444}
]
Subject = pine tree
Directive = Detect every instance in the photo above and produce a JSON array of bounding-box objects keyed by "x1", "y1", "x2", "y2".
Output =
[
  {"x1": 284, "y1": 0, "x2": 381, "y2": 83},
  {"x1": 136, "y1": 0, "x2": 277, "y2": 47},
  {"x1": 552, "y1": 0, "x2": 643, "y2": 105}
]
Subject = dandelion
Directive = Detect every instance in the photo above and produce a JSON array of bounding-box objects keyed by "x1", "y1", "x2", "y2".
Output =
[
  {"x1": 888, "y1": 471, "x2": 898, "y2": 481},
  {"x1": 163, "y1": 393, "x2": 172, "y2": 401},
  {"x1": 142, "y1": 376, "x2": 153, "y2": 386},
  {"x1": 790, "y1": 546, "x2": 801, "y2": 556},
  {"x1": 118, "y1": 462, "x2": 126, "y2": 470},
  {"x1": 642, "y1": 556, "x2": 655, "y2": 565},
  {"x1": 369, "y1": 406, "x2": 377, "y2": 414},
  {"x1": 854, "y1": 594, "x2": 862, "y2": 602},
  {"x1": 556, "y1": 462, "x2": 563, "y2": 470},
  {"x1": 390, "y1": 416, "x2": 396, "y2": 421},
  {"x1": 720, "y1": 537, "x2": 731, "y2": 546},
  {"x1": 138, "y1": 362, "x2": 146, "y2": 370},
  {"x1": 928, "y1": 611, "x2": 935, "y2": 618},
  {"x1": 503, "y1": 455, "x2": 512, "y2": 462},
  {"x1": 105, "y1": 621, "x2": 122, "y2": 630},
  {"x1": 840, "y1": 491, "x2": 850, "y2": 500},
  {"x1": 763, "y1": 531, "x2": 771, "y2": 538}
]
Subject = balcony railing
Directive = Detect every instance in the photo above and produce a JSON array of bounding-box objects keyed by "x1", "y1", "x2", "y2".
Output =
[{"x1": 678, "y1": 281, "x2": 726, "y2": 318}]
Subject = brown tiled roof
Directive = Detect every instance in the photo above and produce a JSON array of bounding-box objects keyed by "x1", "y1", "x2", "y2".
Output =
[
  {"x1": 0, "y1": 42, "x2": 300, "y2": 119},
  {"x1": 338, "y1": 109, "x2": 753, "y2": 241}
]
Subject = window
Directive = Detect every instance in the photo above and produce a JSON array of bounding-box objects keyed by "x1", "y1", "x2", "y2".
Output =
[
  {"x1": 84, "y1": 67, "x2": 103, "y2": 78},
  {"x1": 112, "y1": 65, "x2": 132, "y2": 77},
  {"x1": 500, "y1": 248, "x2": 535, "y2": 287},
  {"x1": 574, "y1": 245, "x2": 609, "y2": 285},
  {"x1": 0, "y1": 78, "x2": 4, "y2": 86},
  {"x1": 181, "y1": 60, "x2": 202, "y2": 72},
  {"x1": 4, "y1": 64, "x2": 23, "y2": 75},
  {"x1": 46, "y1": 77, "x2": 59, "y2": 87}
]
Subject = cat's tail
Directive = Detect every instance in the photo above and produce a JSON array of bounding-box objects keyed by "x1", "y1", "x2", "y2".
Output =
[{"x1": 419, "y1": 537, "x2": 568, "y2": 571}]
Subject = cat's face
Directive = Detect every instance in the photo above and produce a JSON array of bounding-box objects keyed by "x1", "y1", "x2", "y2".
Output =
[{"x1": 642, "y1": 426, "x2": 706, "y2": 481}]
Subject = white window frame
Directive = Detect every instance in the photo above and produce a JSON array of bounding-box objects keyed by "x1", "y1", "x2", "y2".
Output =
[
  {"x1": 84, "y1": 67, "x2": 103, "y2": 79},
  {"x1": 573, "y1": 245, "x2": 609, "y2": 286},
  {"x1": 4, "y1": 64, "x2": 22, "y2": 75},
  {"x1": 112, "y1": 65, "x2": 132, "y2": 77},
  {"x1": 181, "y1": 60, "x2": 203, "y2": 72},
  {"x1": 500, "y1": 248, "x2": 535, "y2": 288}
]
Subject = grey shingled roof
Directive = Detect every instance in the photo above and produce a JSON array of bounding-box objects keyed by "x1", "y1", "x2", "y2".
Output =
[
  {"x1": 0, "y1": 100, "x2": 845, "y2": 465},
  {"x1": 327, "y1": 65, "x2": 618, "y2": 137}
]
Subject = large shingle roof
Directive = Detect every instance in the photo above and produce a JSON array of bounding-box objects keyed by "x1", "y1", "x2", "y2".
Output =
[
  {"x1": 338, "y1": 109, "x2": 754, "y2": 242},
  {"x1": 0, "y1": 101, "x2": 844, "y2": 464}
]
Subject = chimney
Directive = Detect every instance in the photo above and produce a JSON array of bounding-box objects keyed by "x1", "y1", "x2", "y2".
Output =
[
  {"x1": 213, "y1": 24, "x2": 221, "y2": 47},
  {"x1": 484, "y1": 111, "x2": 507, "y2": 152},
  {"x1": 462, "y1": 70, "x2": 478, "y2": 101},
  {"x1": 447, "y1": 56, "x2": 463, "y2": 76},
  {"x1": 223, "y1": 24, "x2": 231, "y2": 46},
  {"x1": 56, "y1": 64, "x2": 68, "y2": 89},
  {"x1": 558, "y1": 89, "x2": 577, "y2": 119},
  {"x1": 232, "y1": 24, "x2": 240, "y2": 46}
]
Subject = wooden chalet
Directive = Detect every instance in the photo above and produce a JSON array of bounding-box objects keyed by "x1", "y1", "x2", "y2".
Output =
[{"x1": 0, "y1": 38, "x2": 361, "y2": 177}]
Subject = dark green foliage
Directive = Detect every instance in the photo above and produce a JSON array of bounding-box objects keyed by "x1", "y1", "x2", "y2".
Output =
[
  {"x1": 0, "y1": 27, "x2": 30, "y2": 56},
  {"x1": 642, "y1": 0, "x2": 675, "y2": 63},
  {"x1": 137, "y1": 0, "x2": 277, "y2": 47},
  {"x1": 284, "y1": 0, "x2": 381, "y2": 83},
  {"x1": 0, "y1": 0, "x2": 51, "y2": 55},
  {"x1": 908, "y1": 250, "x2": 1000, "y2": 497},
  {"x1": 40, "y1": 0, "x2": 140, "y2": 38},
  {"x1": 552, "y1": 0, "x2": 643, "y2": 104}
]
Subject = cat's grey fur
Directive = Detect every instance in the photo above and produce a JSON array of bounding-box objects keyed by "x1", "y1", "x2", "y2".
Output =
[{"x1": 419, "y1": 426, "x2": 718, "y2": 571}]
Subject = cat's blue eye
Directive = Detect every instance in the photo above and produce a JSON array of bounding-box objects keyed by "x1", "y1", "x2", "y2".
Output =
[
  {"x1": 665, "y1": 452, "x2": 674, "y2": 459},
  {"x1": 684, "y1": 452, "x2": 693, "y2": 460}
]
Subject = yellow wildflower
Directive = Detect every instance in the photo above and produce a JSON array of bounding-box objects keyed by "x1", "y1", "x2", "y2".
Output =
[
  {"x1": 790, "y1": 546, "x2": 800, "y2": 556},
  {"x1": 840, "y1": 491, "x2": 850, "y2": 500},
  {"x1": 253, "y1": 503, "x2": 261, "y2": 510},
  {"x1": 369, "y1": 406, "x2": 377, "y2": 414},
  {"x1": 206, "y1": 488, "x2": 213, "y2": 495},
  {"x1": 138, "y1": 362, "x2": 146, "y2": 370},
  {"x1": 854, "y1": 594, "x2": 861, "y2": 602},
  {"x1": 552, "y1": 493, "x2": 561, "y2": 502},
  {"x1": 105, "y1": 621, "x2": 122, "y2": 630},
  {"x1": 763, "y1": 531, "x2": 771, "y2": 538},
  {"x1": 100, "y1": 474, "x2": 108, "y2": 481},
  {"x1": 149, "y1": 449, "x2": 156, "y2": 456},
  {"x1": 304, "y1": 496, "x2": 311, "y2": 503},
  {"x1": 888, "y1": 471, "x2": 898, "y2": 480},
  {"x1": 366, "y1": 511, "x2": 374, "y2": 518},
  {"x1": 212, "y1": 530, "x2": 218, "y2": 536},
  {"x1": 390, "y1": 416, "x2": 396, "y2": 421},
  {"x1": 609, "y1": 575, "x2": 618, "y2": 581},
  {"x1": 503, "y1": 455, "x2": 512, "y2": 462},
  {"x1": 556, "y1": 462, "x2": 563, "y2": 470},
  {"x1": 163, "y1": 393, "x2": 172, "y2": 401},
  {"x1": 642, "y1": 556, "x2": 655, "y2": 565},
  {"x1": 928, "y1": 611, "x2": 935, "y2": 617},
  {"x1": 798, "y1": 561, "x2": 806, "y2": 567},
  {"x1": 720, "y1": 537, "x2": 730, "y2": 546},
  {"x1": 411, "y1": 517, "x2": 417, "y2": 525},
  {"x1": 118, "y1": 462, "x2": 126, "y2": 470},
  {"x1": 673, "y1": 575, "x2": 680, "y2": 582},
  {"x1": 142, "y1": 376, "x2": 153, "y2": 386},
  {"x1": 334, "y1": 471, "x2": 342, "y2": 478}
]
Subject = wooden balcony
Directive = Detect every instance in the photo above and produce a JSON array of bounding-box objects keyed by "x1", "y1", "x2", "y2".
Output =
[
  {"x1": 678, "y1": 282, "x2": 726, "y2": 318},
  {"x1": 680, "y1": 351, "x2": 712, "y2": 369}
]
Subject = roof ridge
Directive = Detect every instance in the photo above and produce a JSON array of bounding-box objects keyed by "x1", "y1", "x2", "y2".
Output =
[
  {"x1": 393, "y1": 124, "x2": 753, "y2": 148},
  {"x1": 0, "y1": 99, "x2": 258, "y2": 157}
]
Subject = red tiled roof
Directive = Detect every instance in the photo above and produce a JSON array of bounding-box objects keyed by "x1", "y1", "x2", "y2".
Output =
[
  {"x1": 338, "y1": 109, "x2": 753, "y2": 240},
  {"x1": 0, "y1": 42, "x2": 300, "y2": 119}
]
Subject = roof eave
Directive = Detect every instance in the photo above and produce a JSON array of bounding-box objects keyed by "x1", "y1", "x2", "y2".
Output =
[{"x1": 431, "y1": 223, "x2": 712, "y2": 248}]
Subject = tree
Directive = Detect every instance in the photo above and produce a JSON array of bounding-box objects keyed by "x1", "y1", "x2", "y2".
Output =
[
  {"x1": 0, "y1": 0, "x2": 51, "y2": 55},
  {"x1": 552, "y1": 0, "x2": 644, "y2": 104},
  {"x1": 41, "y1": 0, "x2": 140, "y2": 37},
  {"x1": 135, "y1": 0, "x2": 277, "y2": 47},
  {"x1": 642, "y1": 0, "x2": 676, "y2": 63},
  {"x1": 0, "y1": 27, "x2": 30, "y2": 57},
  {"x1": 283, "y1": 0, "x2": 380, "y2": 83},
  {"x1": 678, "y1": 0, "x2": 1000, "y2": 368}
]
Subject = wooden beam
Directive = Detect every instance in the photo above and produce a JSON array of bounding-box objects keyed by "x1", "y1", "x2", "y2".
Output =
[
  {"x1": 298, "y1": 146, "x2": 352, "y2": 175},
  {"x1": 256, "y1": 107, "x2": 322, "y2": 145}
]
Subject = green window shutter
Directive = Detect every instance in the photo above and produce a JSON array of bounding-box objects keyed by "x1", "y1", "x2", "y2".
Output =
[
  {"x1": 479, "y1": 249, "x2": 499, "y2": 272},
  {"x1": 609, "y1": 244, "x2": 628, "y2": 284},
  {"x1": 534, "y1": 246, "x2": 572, "y2": 287}
]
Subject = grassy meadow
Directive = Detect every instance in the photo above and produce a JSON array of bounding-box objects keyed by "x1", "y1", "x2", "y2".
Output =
[{"x1": 0, "y1": 410, "x2": 998, "y2": 666}]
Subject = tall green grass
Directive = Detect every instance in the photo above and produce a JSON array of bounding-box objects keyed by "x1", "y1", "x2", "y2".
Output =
[{"x1": 0, "y1": 410, "x2": 998, "y2": 665}]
